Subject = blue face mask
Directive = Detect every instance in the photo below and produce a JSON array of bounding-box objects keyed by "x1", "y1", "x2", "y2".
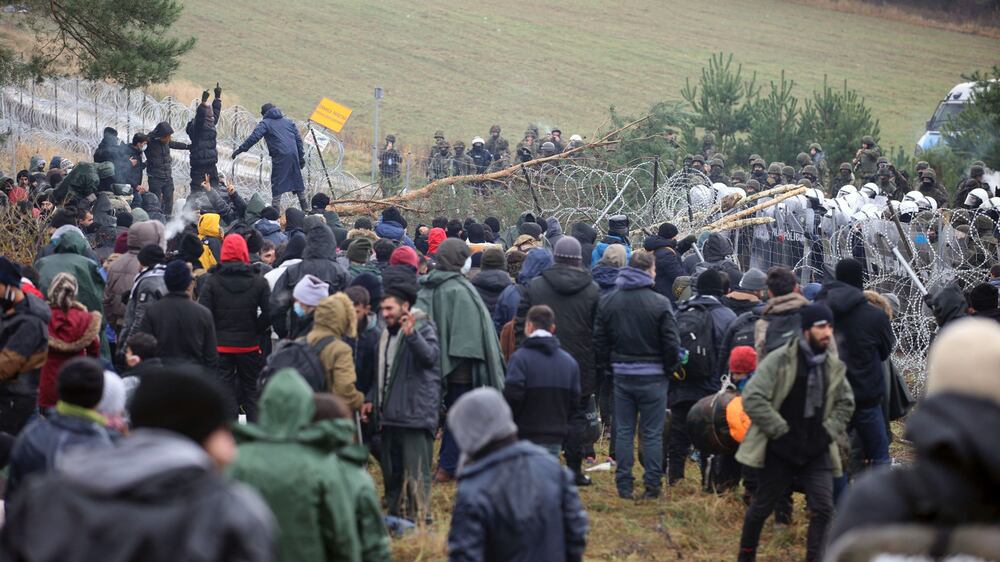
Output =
[
  {"x1": 736, "y1": 377, "x2": 750, "y2": 391},
  {"x1": 293, "y1": 302, "x2": 307, "y2": 317}
]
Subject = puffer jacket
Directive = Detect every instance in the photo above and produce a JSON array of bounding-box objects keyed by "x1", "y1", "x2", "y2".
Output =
[
  {"x1": 0, "y1": 293, "x2": 50, "y2": 393},
  {"x1": 594, "y1": 267, "x2": 680, "y2": 379},
  {"x1": 373, "y1": 220, "x2": 415, "y2": 248},
  {"x1": 375, "y1": 309, "x2": 441, "y2": 432},
  {"x1": 38, "y1": 305, "x2": 101, "y2": 408},
  {"x1": 2, "y1": 429, "x2": 276, "y2": 562},
  {"x1": 306, "y1": 293, "x2": 365, "y2": 410},
  {"x1": 229, "y1": 369, "x2": 366, "y2": 562},
  {"x1": 818, "y1": 280, "x2": 895, "y2": 408},
  {"x1": 188, "y1": 98, "x2": 221, "y2": 169},
  {"x1": 144, "y1": 122, "x2": 189, "y2": 181},
  {"x1": 5, "y1": 409, "x2": 114, "y2": 502},
  {"x1": 103, "y1": 221, "x2": 165, "y2": 328},
  {"x1": 253, "y1": 219, "x2": 287, "y2": 246},
  {"x1": 447, "y1": 441, "x2": 588, "y2": 562},
  {"x1": 518, "y1": 264, "x2": 599, "y2": 396},
  {"x1": 471, "y1": 268, "x2": 512, "y2": 312},
  {"x1": 198, "y1": 237, "x2": 271, "y2": 349}
]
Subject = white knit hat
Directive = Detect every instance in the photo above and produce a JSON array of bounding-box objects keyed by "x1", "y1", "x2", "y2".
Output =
[
  {"x1": 292, "y1": 274, "x2": 329, "y2": 307},
  {"x1": 927, "y1": 317, "x2": 1000, "y2": 407}
]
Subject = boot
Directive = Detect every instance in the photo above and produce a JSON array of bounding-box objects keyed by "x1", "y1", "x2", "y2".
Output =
[{"x1": 737, "y1": 547, "x2": 756, "y2": 562}]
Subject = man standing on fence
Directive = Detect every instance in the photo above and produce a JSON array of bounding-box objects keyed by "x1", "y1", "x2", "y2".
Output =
[
  {"x1": 232, "y1": 103, "x2": 308, "y2": 210},
  {"x1": 188, "y1": 85, "x2": 223, "y2": 191}
]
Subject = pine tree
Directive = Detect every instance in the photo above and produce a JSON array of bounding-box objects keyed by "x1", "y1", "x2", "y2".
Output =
[
  {"x1": 799, "y1": 77, "x2": 881, "y2": 169},
  {"x1": 1, "y1": 0, "x2": 194, "y2": 88},
  {"x1": 748, "y1": 71, "x2": 805, "y2": 164},
  {"x1": 680, "y1": 52, "x2": 759, "y2": 158}
]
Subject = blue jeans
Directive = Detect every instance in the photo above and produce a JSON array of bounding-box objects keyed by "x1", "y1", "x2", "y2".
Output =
[
  {"x1": 851, "y1": 404, "x2": 890, "y2": 467},
  {"x1": 438, "y1": 382, "x2": 473, "y2": 476},
  {"x1": 613, "y1": 375, "x2": 669, "y2": 494}
]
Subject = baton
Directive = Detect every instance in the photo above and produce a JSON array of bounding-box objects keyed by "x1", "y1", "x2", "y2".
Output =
[{"x1": 878, "y1": 232, "x2": 927, "y2": 295}]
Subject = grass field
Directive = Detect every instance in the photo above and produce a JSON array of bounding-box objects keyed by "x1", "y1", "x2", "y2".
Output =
[{"x1": 175, "y1": 0, "x2": 1000, "y2": 160}]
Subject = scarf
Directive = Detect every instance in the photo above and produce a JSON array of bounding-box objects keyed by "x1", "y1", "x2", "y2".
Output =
[
  {"x1": 797, "y1": 338, "x2": 827, "y2": 419},
  {"x1": 56, "y1": 400, "x2": 107, "y2": 426}
]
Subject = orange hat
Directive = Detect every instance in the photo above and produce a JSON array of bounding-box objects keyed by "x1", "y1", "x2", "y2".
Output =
[{"x1": 729, "y1": 346, "x2": 757, "y2": 375}]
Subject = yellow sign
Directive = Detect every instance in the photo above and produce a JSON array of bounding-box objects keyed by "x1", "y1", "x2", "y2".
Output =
[{"x1": 309, "y1": 97, "x2": 353, "y2": 133}]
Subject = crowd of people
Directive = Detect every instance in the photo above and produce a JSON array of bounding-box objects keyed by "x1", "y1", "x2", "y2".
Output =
[{"x1": 0, "y1": 118, "x2": 997, "y2": 562}]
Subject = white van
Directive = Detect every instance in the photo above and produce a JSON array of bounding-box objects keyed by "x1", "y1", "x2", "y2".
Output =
[{"x1": 916, "y1": 80, "x2": 997, "y2": 155}]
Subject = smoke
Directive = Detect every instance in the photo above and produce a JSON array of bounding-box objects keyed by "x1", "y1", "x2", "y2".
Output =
[{"x1": 163, "y1": 204, "x2": 197, "y2": 242}]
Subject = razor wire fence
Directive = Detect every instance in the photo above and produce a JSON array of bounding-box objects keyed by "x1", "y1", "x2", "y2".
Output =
[{"x1": 0, "y1": 79, "x2": 361, "y2": 202}]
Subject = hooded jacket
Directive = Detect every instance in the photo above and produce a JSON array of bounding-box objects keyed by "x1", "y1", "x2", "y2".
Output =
[
  {"x1": 198, "y1": 235, "x2": 271, "y2": 350},
  {"x1": 504, "y1": 335, "x2": 581, "y2": 445},
  {"x1": 373, "y1": 219, "x2": 415, "y2": 248},
  {"x1": 591, "y1": 233, "x2": 631, "y2": 266},
  {"x1": 493, "y1": 249, "x2": 553, "y2": 332},
  {"x1": 447, "y1": 440, "x2": 588, "y2": 562},
  {"x1": 197, "y1": 213, "x2": 223, "y2": 270},
  {"x1": 818, "y1": 280, "x2": 895, "y2": 407},
  {"x1": 470, "y1": 268, "x2": 512, "y2": 313},
  {"x1": 236, "y1": 107, "x2": 305, "y2": 196},
  {"x1": 1, "y1": 429, "x2": 275, "y2": 562},
  {"x1": 427, "y1": 227, "x2": 446, "y2": 255},
  {"x1": 518, "y1": 265, "x2": 599, "y2": 396},
  {"x1": 594, "y1": 267, "x2": 680, "y2": 379},
  {"x1": 5, "y1": 407, "x2": 114, "y2": 502},
  {"x1": 253, "y1": 218, "x2": 287, "y2": 246},
  {"x1": 736, "y1": 336, "x2": 855, "y2": 476},
  {"x1": 754, "y1": 292, "x2": 810, "y2": 359},
  {"x1": 307, "y1": 293, "x2": 365, "y2": 410},
  {"x1": 375, "y1": 309, "x2": 442, "y2": 432},
  {"x1": 699, "y1": 233, "x2": 742, "y2": 286},
  {"x1": 270, "y1": 221, "x2": 348, "y2": 339},
  {"x1": 643, "y1": 235, "x2": 686, "y2": 301},
  {"x1": 830, "y1": 393, "x2": 1000, "y2": 543},
  {"x1": 545, "y1": 217, "x2": 566, "y2": 247},
  {"x1": 229, "y1": 370, "x2": 365, "y2": 562},
  {"x1": 38, "y1": 304, "x2": 101, "y2": 408},
  {"x1": 35, "y1": 230, "x2": 106, "y2": 316},
  {"x1": 416, "y1": 270, "x2": 506, "y2": 389},
  {"x1": 590, "y1": 262, "x2": 620, "y2": 295},
  {"x1": 188, "y1": 98, "x2": 221, "y2": 170},
  {"x1": 144, "y1": 121, "x2": 189, "y2": 182},
  {"x1": 103, "y1": 221, "x2": 165, "y2": 327}
]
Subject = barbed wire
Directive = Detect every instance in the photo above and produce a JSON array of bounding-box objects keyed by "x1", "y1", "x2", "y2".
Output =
[{"x1": 0, "y1": 79, "x2": 360, "y2": 201}]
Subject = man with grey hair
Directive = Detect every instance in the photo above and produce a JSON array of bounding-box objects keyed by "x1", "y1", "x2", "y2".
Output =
[{"x1": 445, "y1": 387, "x2": 588, "y2": 562}]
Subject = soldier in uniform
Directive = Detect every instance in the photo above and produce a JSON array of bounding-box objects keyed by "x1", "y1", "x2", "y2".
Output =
[
  {"x1": 878, "y1": 168, "x2": 904, "y2": 201},
  {"x1": 917, "y1": 168, "x2": 948, "y2": 209},
  {"x1": 750, "y1": 159, "x2": 768, "y2": 186},
  {"x1": 515, "y1": 130, "x2": 536, "y2": 163},
  {"x1": 691, "y1": 154, "x2": 707, "y2": 174},
  {"x1": 781, "y1": 165, "x2": 796, "y2": 185},
  {"x1": 709, "y1": 158, "x2": 727, "y2": 184},
  {"x1": 548, "y1": 129, "x2": 565, "y2": 152},
  {"x1": 766, "y1": 163, "x2": 783, "y2": 188},
  {"x1": 484, "y1": 125, "x2": 509, "y2": 164},
  {"x1": 955, "y1": 164, "x2": 992, "y2": 207},
  {"x1": 914, "y1": 161, "x2": 930, "y2": 181},
  {"x1": 832, "y1": 162, "x2": 854, "y2": 195},
  {"x1": 801, "y1": 165, "x2": 823, "y2": 193},
  {"x1": 378, "y1": 134, "x2": 402, "y2": 194},
  {"x1": 468, "y1": 137, "x2": 493, "y2": 175},
  {"x1": 731, "y1": 169, "x2": 748, "y2": 188},
  {"x1": 796, "y1": 152, "x2": 811, "y2": 176},
  {"x1": 702, "y1": 133, "x2": 718, "y2": 160},
  {"x1": 450, "y1": 141, "x2": 473, "y2": 176},
  {"x1": 427, "y1": 140, "x2": 451, "y2": 180},
  {"x1": 853, "y1": 135, "x2": 881, "y2": 178},
  {"x1": 809, "y1": 143, "x2": 830, "y2": 187},
  {"x1": 428, "y1": 130, "x2": 447, "y2": 161}
]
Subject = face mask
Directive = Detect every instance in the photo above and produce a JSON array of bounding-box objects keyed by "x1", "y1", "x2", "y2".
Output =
[
  {"x1": 293, "y1": 302, "x2": 308, "y2": 317},
  {"x1": 461, "y1": 256, "x2": 472, "y2": 275}
]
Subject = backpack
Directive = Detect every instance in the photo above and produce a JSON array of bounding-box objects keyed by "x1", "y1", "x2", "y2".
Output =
[
  {"x1": 722, "y1": 310, "x2": 760, "y2": 368},
  {"x1": 260, "y1": 336, "x2": 335, "y2": 392},
  {"x1": 762, "y1": 311, "x2": 801, "y2": 356},
  {"x1": 674, "y1": 302, "x2": 717, "y2": 384}
]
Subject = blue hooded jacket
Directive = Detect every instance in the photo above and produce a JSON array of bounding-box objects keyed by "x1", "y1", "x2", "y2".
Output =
[
  {"x1": 236, "y1": 107, "x2": 305, "y2": 196},
  {"x1": 374, "y1": 220, "x2": 415, "y2": 248},
  {"x1": 492, "y1": 249, "x2": 553, "y2": 332}
]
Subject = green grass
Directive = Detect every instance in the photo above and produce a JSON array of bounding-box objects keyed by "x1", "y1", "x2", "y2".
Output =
[{"x1": 176, "y1": 0, "x2": 999, "y2": 159}]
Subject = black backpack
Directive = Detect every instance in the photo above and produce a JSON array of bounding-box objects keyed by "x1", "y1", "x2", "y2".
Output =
[
  {"x1": 721, "y1": 310, "x2": 760, "y2": 368},
  {"x1": 762, "y1": 310, "x2": 801, "y2": 356},
  {"x1": 259, "y1": 336, "x2": 335, "y2": 392},
  {"x1": 674, "y1": 302, "x2": 717, "y2": 384}
]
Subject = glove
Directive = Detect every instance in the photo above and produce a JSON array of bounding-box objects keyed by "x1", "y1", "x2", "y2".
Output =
[
  {"x1": 231, "y1": 148, "x2": 244, "y2": 158},
  {"x1": 214, "y1": 82, "x2": 222, "y2": 99},
  {"x1": 201, "y1": 90, "x2": 210, "y2": 103},
  {"x1": 299, "y1": 158, "x2": 306, "y2": 170}
]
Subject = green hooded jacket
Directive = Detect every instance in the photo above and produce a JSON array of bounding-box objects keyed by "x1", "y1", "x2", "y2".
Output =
[
  {"x1": 325, "y1": 419, "x2": 392, "y2": 562},
  {"x1": 228, "y1": 369, "x2": 362, "y2": 562},
  {"x1": 415, "y1": 269, "x2": 505, "y2": 389},
  {"x1": 35, "y1": 230, "x2": 106, "y2": 316},
  {"x1": 735, "y1": 337, "x2": 855, "y2": 477}
]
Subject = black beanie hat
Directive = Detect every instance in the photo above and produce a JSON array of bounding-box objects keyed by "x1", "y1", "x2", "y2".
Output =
[
  {"x1": 261, "y1": 206, "x2": 280, "y2": 221},
  {"x1": 484, "y1": 217, "x2": 501, "y2": 235},
  {"x1": 519, "y1": 221, "x2": 543, "y2": 240},
  {"x1": 178, "y1": 233, "x2": 204, "y2": 263},
  {"x1": 130, "y1": 367, "x2": 230, "y2": 443},
  {"x1": 50, "y1": 208, "x2": 77, "y2": 229},
  {"x1": 696, "y1": 268, "x2": 724, "y2": 297},
  {"x1": 467, "y1": 223, "x2": 486, "y2": 243},
  {"x1": 311, "y1": 192, "x2": 331, "y2": 210},
  {"x1": 260, "y1": 103, "x2": 275, "y2": 116},
  {"x1": 350, "y1": 272, "x2": 383, "y2": 303},
  {"x1": 57, "y1": 357, "x2": 105, "y2": 409},
  {"x1": 164, "y1": 259, "x2": 193, "y2": 292},
  {"x1": 835, "y1": 258, "x2": 865, "y2": 289},
  {"x1": 354, "y1": 217, "x2": 373, "y2": 230},
  {"x1": 381, "y1": 206, "x2": 407, "y2": 229},
  {"x1": 137, "y1": 243, "x2": 165, "y2": 267},
  {"x1": 116, "y1": 211, "x2": 134, "y2": 228},
  {"x1": 384, "y1": 273, "x2": 418, "y2": 306},
  {"x1": 969, "y1": 283, "x2": 999, "y2": 311},
  {"x1": 658, "y1": 223, "x2": 679, "y2": 240}
]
